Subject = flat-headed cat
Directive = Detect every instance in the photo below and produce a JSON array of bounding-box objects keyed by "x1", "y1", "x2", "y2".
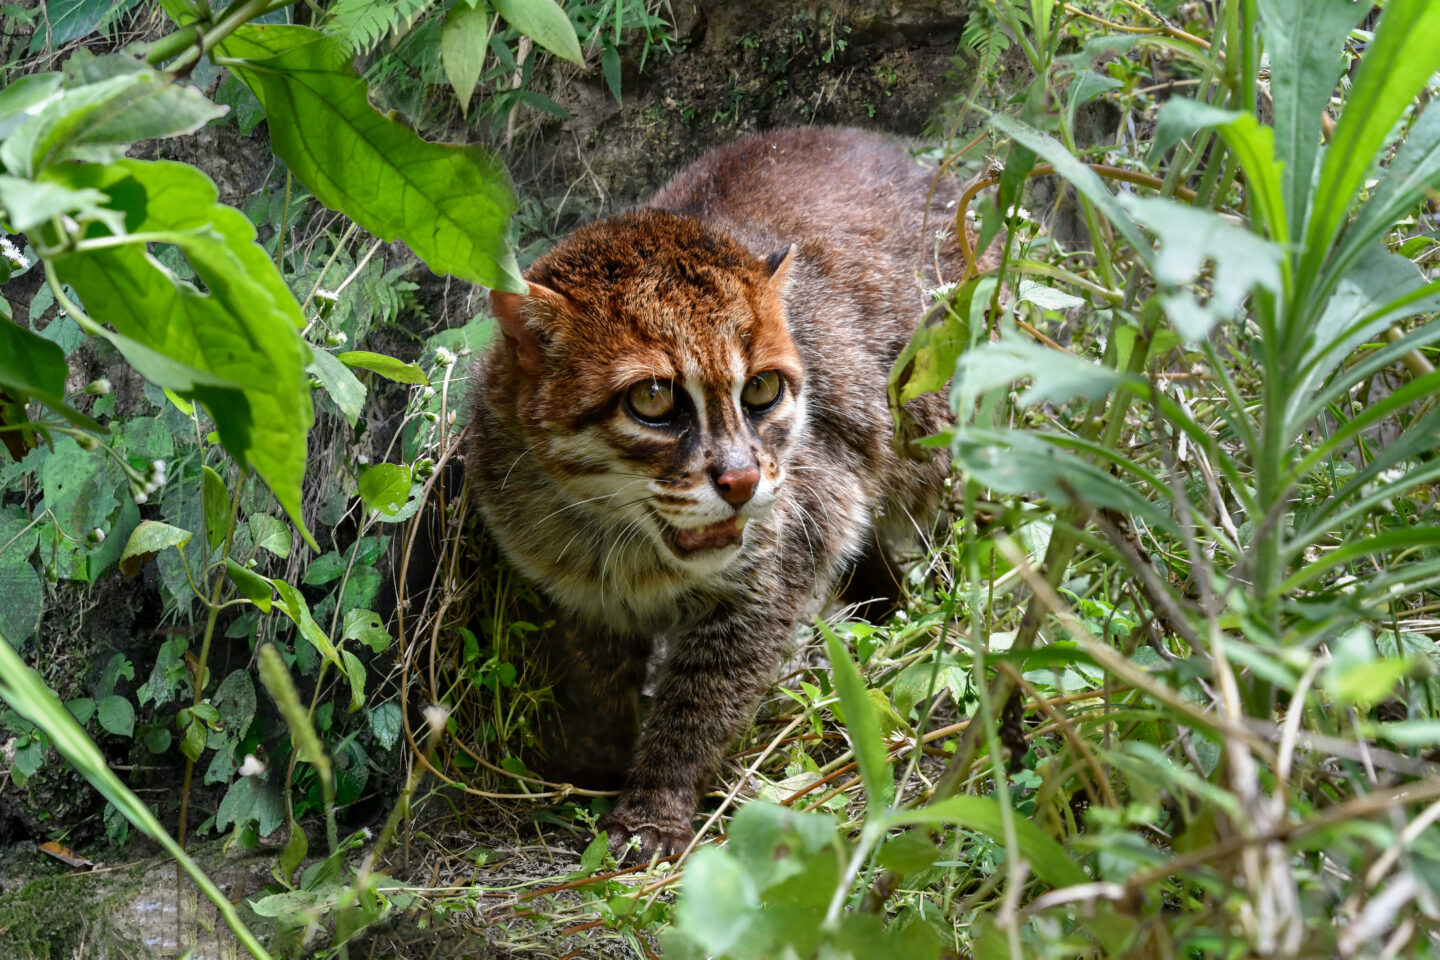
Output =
[{"x1": 467, "y1": 126, "x2": 993, "y2": 859}]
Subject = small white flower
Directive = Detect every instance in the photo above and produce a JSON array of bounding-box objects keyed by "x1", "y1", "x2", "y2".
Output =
[
  {"x1": 422, "y1": 703, "x2": 450, "y2": 738},
  {"x1": 434, "y1": 346, "x2": 457, "y2": 367},
  {"x1": 1378, "y1": 466, "x2": 1407, "y2": 485},
  {"x1": 238, "y1": 754, "x2": 267, "y2": 777},
  {"x1": 314, "y1": 288, "x2": 340, "y2": 303},
  {"x1": 0, "y1": 237, "x2": 29, "y2": 270}
]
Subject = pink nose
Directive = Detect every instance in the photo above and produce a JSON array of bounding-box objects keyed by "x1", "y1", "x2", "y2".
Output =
[{"x1": 712, "y1": 465, "x2": 760, "y2": 506}]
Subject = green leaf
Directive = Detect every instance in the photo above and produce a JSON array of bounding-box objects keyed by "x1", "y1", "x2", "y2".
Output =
[
  {"x1": 0, "y1": 73, "x2": 62, "y2": 141},
  {"x1": 368, "y1": 701, "x2": 401, "y2": 751},
  {"x1": 343, "y1": 608, "x2": 391, "y2": 653},
  {"x1": 1119, "y1": 195, "x2": 1283, "y2": 341},
  {"x1": 272, "y1": 579, "x2": 343, "y2": 671},
  {"x1": 45, "y1": 159, "x2": 317, "y2": 549},
  {"x1": 990, "y1": 113, "x2": 1147, "y2": 255},
  {"x1": 95, "y1": 693, "x2": 134, "y2": 737},
  {"x1": 600, "y1": 42, "x2": 622, "y2": 106},
  {"x1": 341, "y1": 649, "x2": 365, "y2": 713},
  {"x1": 357, "y1": 463, "x2": 414, "y2": 517},
  {"x1": 2, "y1": 54, "x2": 225, "y2": 176},
  {"x1": 492, "y1": 0, "x2": 584, "y2": 65},
  {"x1": 727, "y1": 801, "x2": 838, "y2": 894},
  {"x1": 225, "y1": 558, "x2": 273, "y2": 613},
  {"x1": 672, "y1": 847, "x2": 759, "y2": 956},
  {"x1": 248, "y1": 513, "x2": 292, "y2": 559},
  {"x1": 0, "y1": 318, "x2": 104, "y2": 432},
  {"x1": 955, "y1": 333, "x2": 1127, "y2": 410},
  {"x1": 336, "y1": 350, "x2": 429, "y2": 385},
  {"x1": 1303, "y1": 0, "x2": 1440, "y2": 293},
  {"x1": 0, "y1": 545, "x2": 43, "y2": 644},
  {"x1": 0, "y1": 175, "x2": 125, "y2": 234},
  {"x1": 819, "y1": 619, "x2": 894, "y2": 810},
  {"x1": 441, "y1": 3, "x2": 491, "y2": 114},
  {"x1": 220, "y1": 25, "x2": 523, "y2": 292},
  {"x1": 119, "y1": 520, "x2": 192, "y2": 576},
  {"x1": 887, "y1": 795, "x2": 1086, "y2": 888},
  {"x1": 46, "y1": 0, "x2": 142, "y2": 46},
  {"x1": 202, "y1": 465, "x2": 228, "y2": 552},
  {"x1": 877, "y1": 830, "x2": 941, "y2": 874},
  {"x1": 308, "y1": 347, "x2": 366, "y2": 428},
  {"x1": 1257, "y1": 0, "x2": 1366, "y2": 240}
]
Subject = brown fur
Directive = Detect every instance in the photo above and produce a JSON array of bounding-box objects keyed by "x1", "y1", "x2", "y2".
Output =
[{"x1": 466, "y1": 127, "x2": 994, "y2": 860}]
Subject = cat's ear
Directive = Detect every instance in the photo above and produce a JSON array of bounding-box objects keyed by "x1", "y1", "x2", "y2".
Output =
[
  {"x1": 765, "y1": 244, "x2": 797, "y2": 294},
  {"x1": 490, "y1": 281, "x2": 566, "y2": 376}
]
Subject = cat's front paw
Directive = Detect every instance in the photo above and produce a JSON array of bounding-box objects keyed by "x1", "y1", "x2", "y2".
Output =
[{"x1": 597, "y1": 809, "x2": 694, "y2": 863}]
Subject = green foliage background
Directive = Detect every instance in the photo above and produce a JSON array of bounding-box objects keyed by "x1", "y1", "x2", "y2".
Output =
[{"x1": 2, "y1": 1, "x2": 1440, "y2": 958}]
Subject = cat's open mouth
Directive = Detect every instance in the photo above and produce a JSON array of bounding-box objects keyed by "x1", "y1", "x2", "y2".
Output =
[{"x1": 659, "y1": 515, "x2": 748, "y2": 557}]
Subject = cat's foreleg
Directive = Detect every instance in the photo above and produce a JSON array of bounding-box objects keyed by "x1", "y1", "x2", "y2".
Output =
[
  {"x1": 597, "y1": 607, "x2": 793, "y2": 861},
  {"x1": 538, "y1": 621, "x2": 651, "y2": 790}
]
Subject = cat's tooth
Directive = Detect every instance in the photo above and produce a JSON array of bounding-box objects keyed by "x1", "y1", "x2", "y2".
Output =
[{"x1": 735, "y1": 516, "x2": 748, "y2": 530}]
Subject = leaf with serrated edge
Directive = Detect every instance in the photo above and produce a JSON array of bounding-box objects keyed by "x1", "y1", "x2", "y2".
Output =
[
  {"x1": 221, "y1": 25, "x2": 523, "y2": 292},
  {"x1": 44, "y1": 159, "x2": 316, "y2": 549}
]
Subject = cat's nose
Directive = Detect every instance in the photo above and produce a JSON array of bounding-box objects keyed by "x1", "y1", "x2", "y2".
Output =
[{"x1": 712, "y1": 464, "x2": 760, "y2": 506}]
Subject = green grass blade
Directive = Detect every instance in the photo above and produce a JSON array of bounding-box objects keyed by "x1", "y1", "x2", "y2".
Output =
[
  {"x1": 0, "y1": 632, "x2": 275, "y2": 960},
  {"x1": 1300, "y1": 0, "x2": 1440, "y2": 307},
  {"x1": 818, "y1": 619, "x2": 894, "y2": 811}
]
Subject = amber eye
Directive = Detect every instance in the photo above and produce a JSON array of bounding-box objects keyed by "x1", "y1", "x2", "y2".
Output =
[
  {"x1": 741, "y1": 371, "x2": 783, "y2": 412},
  {"x1": 626, "y1": 380, "x2": 676, "y2": 423}
]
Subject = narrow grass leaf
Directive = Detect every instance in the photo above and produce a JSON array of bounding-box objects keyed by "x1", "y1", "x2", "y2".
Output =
[{"x1": 819, "y1": 619, "x2": 894, "y2": 810}]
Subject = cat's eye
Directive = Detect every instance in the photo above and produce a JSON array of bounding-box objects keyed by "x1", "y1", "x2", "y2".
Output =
[
  {"x1": 741, "y1": 371, "x2": 783, "y2": 412},
  {"x1": 626, "y1": 379, "x2": 676, "y2": 423}
]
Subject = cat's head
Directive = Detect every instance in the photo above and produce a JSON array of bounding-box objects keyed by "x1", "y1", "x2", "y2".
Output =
[{"x1": 487, "y1": 211, "x2": 804, "y2": 576}]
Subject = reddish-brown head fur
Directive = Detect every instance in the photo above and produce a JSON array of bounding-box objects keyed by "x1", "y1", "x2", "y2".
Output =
[{"x1": 483, "y1": 210, "x2": 805, "y2": 577}]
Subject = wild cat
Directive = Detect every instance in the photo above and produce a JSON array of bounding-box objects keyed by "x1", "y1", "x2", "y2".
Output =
[{"x1": 466, "y1": 126, "x2": 992, "y2": 859}]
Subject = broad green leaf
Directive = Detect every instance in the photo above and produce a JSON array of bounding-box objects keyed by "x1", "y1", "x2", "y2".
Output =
[
  {"x1": 819, "y1": 619, "x2": 894, "y2": 809},
  {"x1": 45, "y1": 159, "x2": 316, "y2": 549},
  {"x1": 0, "y1": 175, "x2": 124, "y2": 234},
  {"x1": 120, "y1": 520, "x2": 192, "y2": 576},
  {"x1": 1256, "y1": 0, "x2": 1365, "y2": 240},
  {"x1": 441, "y1": 3, "x2": 491, "y2": 114},
  {"x1": 1, "y1": 55, "x2": 224, "y2": 176},
  {"x1": 0, "y1": 72, "x2": 62, "y2": 141},
  {"x1": 1304, "y1": 0, "x2": 1440, "y2": 295},
  {"x1": 357, "y1": 463, "x2": 414, "y2": 517},
  {"x1": 953, "y1": 427, "x2": 1178, "y2": 535},
  {"x1": 343, "y1": 608, "x2": 391, "y2": 653},
  {"x1": 96, "y1": 693, "x2": 134, "y2": 737},
  {"x1": 226, "y1": 558, "x2": 274, "y2": 613},
  {"x1": 1017, "y1": 280, "x2": 1085, "y2": 311},
  {"x1": 727, "y1": 801, "x2": 838, "y2": 894},
  {"x1": 249, "y1": 513, "x2": 292, "y2": 559},
  {"x1": 672, "y1": 847, "x2": 759, "y2": 956},
  {"x1": 45, "y1": 0, "x2": 142, "y2": 46},
  {"x1": 954, "y1": 334, "x2": 1126, "y2": 410},
  {"x1": 221, "y1": 25, "x2": 523, "y2": 292},
  {"x1": 887, "y1": 795, "x2": 1086, "y2": 888},
  {"x1": 493, "y1": 0, "x2": 583, "y2": 65},
  {"x1": 336, "y1": 350, "x2": 429, "y2": 385},
  {"x1": 308, "y1": 347, "x2": 366, "y2": 428},
  {"x1": 368, "y1": 701, "x2": 402, "y2": 751},
  {"x1": 0, "y1": 318, "x2": 104, "y2": 431},
  {"x1": 202, "y1": 465, "x2": 229, "y2": 552},
  {"x1": 272, "y1": 579, "x2": 343, "y2": 671},
  {"x1": 1120, "y1": 194, "x2": 1282, "y2": 342},
  {"x1": 0, "y1": 546, "x2": 42, "y2": 644}
]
